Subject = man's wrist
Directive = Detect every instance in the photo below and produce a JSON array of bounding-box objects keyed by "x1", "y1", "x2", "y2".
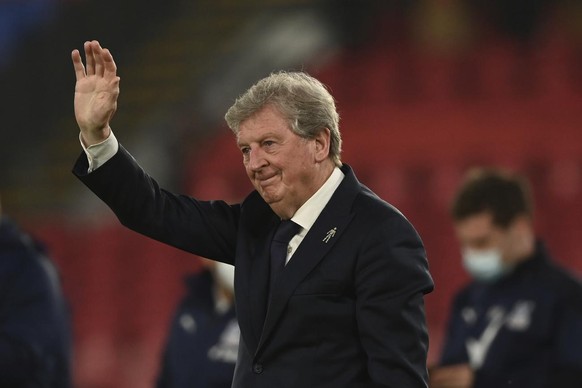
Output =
[
  {"x1": 79, "y1": 129, "x2": 119, "y2": 172},
  {"x1": 80, "y1": 126, "x2": 112, "y2": 148}
]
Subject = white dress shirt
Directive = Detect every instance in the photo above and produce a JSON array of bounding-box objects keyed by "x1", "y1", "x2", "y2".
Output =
[
  {"x1": 80, "y1": 131, "x2": 118, "y2": 172},
  {"x1": 286, "y1": 167, "x2": 344, "y2": 264}
]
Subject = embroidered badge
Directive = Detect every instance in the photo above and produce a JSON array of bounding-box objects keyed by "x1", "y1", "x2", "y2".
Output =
[
  {"x1": 179, "y1": 313, "x2": 197, "y2": 334},
  {"x1": 323, "y1": 227, "x2": 337, "y2": 243},
  {"x1": 506, "y1": 300, "x2": 535, "y2": 331},
  {"x1": 465, "y1": 300, "x2": 535, "y2": 369}
]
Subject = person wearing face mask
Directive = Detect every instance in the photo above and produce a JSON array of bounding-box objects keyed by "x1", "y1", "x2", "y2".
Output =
[
  {"x1": 429, "y1": 168, "x2": 582, "y2": 388},
  {"x1": 156, "y1": 259, "x2": 239, "y2": 388}
]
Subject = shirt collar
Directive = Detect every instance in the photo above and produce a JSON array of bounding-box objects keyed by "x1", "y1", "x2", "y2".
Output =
[{"x1": 291, "y1": 167, "x2": 344, "y2": 233}]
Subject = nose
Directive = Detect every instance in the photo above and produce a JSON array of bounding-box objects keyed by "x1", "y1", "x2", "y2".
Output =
[{"x1": 247, "y1": 147, "x2": 267, "y2": 171}]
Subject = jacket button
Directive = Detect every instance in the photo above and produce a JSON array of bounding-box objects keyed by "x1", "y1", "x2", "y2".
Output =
[{"x1": 253, "y1": 363, "x2": 264, "y2": 374}]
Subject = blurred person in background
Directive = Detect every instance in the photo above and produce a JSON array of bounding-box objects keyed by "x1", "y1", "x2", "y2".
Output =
[
  {"x1": 70, "y1": 40, "x2": 433, "y2": 387},
  {"x1": 0, "y1": 197, "x2": 72, "y2": 387},
  {"x1": 156, "y1": 260, "x2": 238, "y2": 388},
  {"x1": 429, "y1": 168, "x2": 582, "y2": 388}
]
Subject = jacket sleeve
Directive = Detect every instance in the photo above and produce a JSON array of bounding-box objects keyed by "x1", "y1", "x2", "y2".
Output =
[
  {"x1": 548, "y1": 286, "x2": 582, "y2": 386},
  {"x1": 438, "y1": 292, "x2": 471, "y2": 366},
  {"x1": 354, "y1": 212, "x2": 434, "y2": 387},
  {"x1": 73, "y1": 145, "x2": 241, "y2": 263}
]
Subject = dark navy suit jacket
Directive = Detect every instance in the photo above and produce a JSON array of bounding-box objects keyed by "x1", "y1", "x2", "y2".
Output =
[{"x1": 74, "y1": 145, "x2": 434, "y2": 388}]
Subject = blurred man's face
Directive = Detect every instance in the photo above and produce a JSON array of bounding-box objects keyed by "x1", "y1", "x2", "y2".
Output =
[
  {"x1": 237, "y1": 104, "x2": 330, "y2": 219},
  {"x1": 454, "y1": 212, "x2": 522, "y2": 265}
]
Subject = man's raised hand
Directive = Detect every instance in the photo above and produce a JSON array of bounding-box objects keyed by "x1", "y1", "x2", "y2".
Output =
[{"x1": 72, "y1": 40, "x2": 120, "y2": 146}]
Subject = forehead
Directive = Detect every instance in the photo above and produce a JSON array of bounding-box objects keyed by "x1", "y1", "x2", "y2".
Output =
[
  {"x1": 455, "y1": 212, "x2": 498, "y2": 238},
  {"x1": 237, "y1": 105, "x2": 289, "y2": 138}
]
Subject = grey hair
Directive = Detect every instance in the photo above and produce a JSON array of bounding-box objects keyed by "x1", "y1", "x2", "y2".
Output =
[{"x1": 224, "y1": 71, "x2": 342, "y2": 166}]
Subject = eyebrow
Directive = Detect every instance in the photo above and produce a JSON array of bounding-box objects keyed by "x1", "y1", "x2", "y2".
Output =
[{"x1": 237, "y1": 132, "x2": 279, "y2": 147}]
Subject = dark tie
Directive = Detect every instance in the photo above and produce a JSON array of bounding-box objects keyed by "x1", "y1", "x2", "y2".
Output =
[{"x1": 269, "y1": 220, "x2": 301, "y2": 289}]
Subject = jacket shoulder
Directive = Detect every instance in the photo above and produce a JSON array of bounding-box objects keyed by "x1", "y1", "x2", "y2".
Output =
[{"x1": 538, "y1": 260, "x2": 582, "y2": 307}]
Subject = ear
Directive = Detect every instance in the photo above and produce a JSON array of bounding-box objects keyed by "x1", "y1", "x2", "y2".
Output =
[
  {"x1": 508, "y1": 215, "x2": 535, "y2": 250},
  {"x1": 314, "y1": 128, "x2": 331, "y2": 163},
  {"x1": 508, "y1": 215, "x2": 536, "y2": 260},
  {"x1": 511, "y1": 215, "x2": 533, "y2": 235}
]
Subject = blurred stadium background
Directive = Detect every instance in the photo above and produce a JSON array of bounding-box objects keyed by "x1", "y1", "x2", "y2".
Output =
[{"x1": 1, "y1": 0, "x2": 581, "y2": 387}]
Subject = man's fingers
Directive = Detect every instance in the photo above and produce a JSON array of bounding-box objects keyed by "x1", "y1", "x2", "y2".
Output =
[
  {"x1": 85, "y1": 41, "x2": 95, "y2": 76},
  {"x1": 429, "y1": 365, "x2": 472, "y2": 388},
  {"x1": 93, "y1": 41, "x2": 104, "y2": 77},
  {"x1": 74, "y1": 40, "x2": 116, "y2": 80},
  {"x1": 71, "y1": 49, "x2": 86, "y2": 81},
  {"x1": 102, "y1": 49, "x2": 118, "y2": 79}
]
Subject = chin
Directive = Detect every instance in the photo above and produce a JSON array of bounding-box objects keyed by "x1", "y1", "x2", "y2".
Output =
[
  {"x1": 261, "y1": 194, "x2": 279, "y2": 205},
  {"x1": 258, "y1": 187, "x2": 281, "y2": 202}
]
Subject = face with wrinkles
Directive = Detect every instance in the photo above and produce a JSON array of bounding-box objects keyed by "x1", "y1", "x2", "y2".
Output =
[{"x1": 236, "y1": 104, "x2": 332, "y2": 219}]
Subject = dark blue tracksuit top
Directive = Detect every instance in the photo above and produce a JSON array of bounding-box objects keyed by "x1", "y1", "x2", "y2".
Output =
[{"x1": 439, "y1": 241, "x2": 582, "y2": 388}]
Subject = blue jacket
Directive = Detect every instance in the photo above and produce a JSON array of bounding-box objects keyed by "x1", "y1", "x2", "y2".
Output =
[
  {"x1": 439, "y1": 241, "x2": 582, "y2": 387},
  {"x1": 156, "y1": 270, "x2": 238, "y2": 388},
  {"x1": 0, "y1": 218, "x2": 72, "y2": 388}
]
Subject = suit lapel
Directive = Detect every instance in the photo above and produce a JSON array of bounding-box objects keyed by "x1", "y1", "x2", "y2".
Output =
[{"x1": 257, "y1": 165, "x2": 360, "y2": 352}]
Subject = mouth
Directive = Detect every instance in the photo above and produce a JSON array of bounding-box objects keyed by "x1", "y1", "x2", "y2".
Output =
[
  {"x1": 255, "y1": 173, "x2": 278, "y2": 188},
  {"x1": 258, "y1": 176, "x2": 276, "y2": 187}
]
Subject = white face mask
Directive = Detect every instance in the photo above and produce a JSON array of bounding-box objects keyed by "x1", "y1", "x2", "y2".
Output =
[
  {"x1": 214, "y1": 262, "x2": 235, "y2": 294},
  {"x1": 462, "y1": 248, "x2": 507, "y2": 282}
]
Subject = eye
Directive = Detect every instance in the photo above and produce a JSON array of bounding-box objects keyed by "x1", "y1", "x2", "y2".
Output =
[
  {"x1": 263, "y1": 140, "x2": 275, "y2": 148},
  {"x1": 240, "y1": 146, "x2": 250, "y2": 155}
]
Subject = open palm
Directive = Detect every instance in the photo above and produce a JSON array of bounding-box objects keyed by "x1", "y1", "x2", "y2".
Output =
[{"x1": 72, "y1": 41, "x2": 120, "y2": 145}]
